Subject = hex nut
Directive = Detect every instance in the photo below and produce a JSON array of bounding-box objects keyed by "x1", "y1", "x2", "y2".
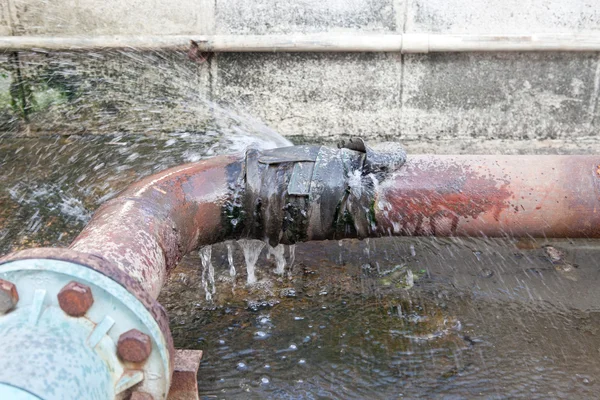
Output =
[
  {"x1": 117, "y1": 329, "x2": 153, "y2": 363},
  {"x1": 57, "y1": 281, "x2": 94, "y2": 317},
  {"x1": 0, "y1": 279, "x2": 19, "y2": 313}
]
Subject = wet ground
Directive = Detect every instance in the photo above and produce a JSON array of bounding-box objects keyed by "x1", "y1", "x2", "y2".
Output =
[
  {"x1": 2, "y1": 135, "x2": 600, "y2": 399},
  {"x1": 162, "y1": 237, "x2": 600, "y2": 399}
]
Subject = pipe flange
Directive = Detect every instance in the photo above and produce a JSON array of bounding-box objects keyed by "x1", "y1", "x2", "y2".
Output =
[{"x1": 0, "y1": 258, "x2": 172, "y2": 400}]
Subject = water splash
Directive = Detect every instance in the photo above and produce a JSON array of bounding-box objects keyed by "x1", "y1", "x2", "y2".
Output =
[
  {"x1": 238, "y1": 239, "x2": 266, "y2": 284},
  {"x1": 288, "y1": 244, "x2": 296, "y2": 277},
  {"x1": 199, "y1": 245, "x2": 215, "y2": 301},
  {"x1": 268, "y1": 244, "x2": 286, "y2": 275},
  {"x1": 226, "y1": 241, "x2": 236, "y2": 277}
]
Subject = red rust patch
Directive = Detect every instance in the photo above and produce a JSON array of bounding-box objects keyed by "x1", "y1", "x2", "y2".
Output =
[
  {"x1": 0, "y1": 279, "x2": 19, "y2": 312},
  {"x1": 117, "y1": 329, "x2": 152, "y2": 363},
  {"x1": 57, "y1": 281, "x2": 94, "y2": 317},
  {"x1": 377, "y1": 162, "x2": 512, "y2": 236},
  {"x1": 168, "y1": 349, "x2": 203, "y2": 400}
]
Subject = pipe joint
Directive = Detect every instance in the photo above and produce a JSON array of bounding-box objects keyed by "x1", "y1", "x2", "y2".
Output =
[
  {"x1": 244, "y1": 138, "x2": 406, "y2": 246},
  {"x1": 0, "y1": 253, "x2": 173, "y2": 399}
]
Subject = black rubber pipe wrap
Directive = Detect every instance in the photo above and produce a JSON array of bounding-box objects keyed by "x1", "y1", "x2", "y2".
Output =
[{"x1": 244, "y1": 139, "x2": 407, "y2": 246}]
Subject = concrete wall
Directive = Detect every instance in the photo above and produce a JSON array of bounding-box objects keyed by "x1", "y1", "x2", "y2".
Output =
[{"x1": 1, "y1": 0, "x2": 600, "y2": 153}]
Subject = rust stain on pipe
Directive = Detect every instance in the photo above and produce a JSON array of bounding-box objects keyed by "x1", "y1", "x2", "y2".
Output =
[
  {"x1": 7, "y1": 151, "x2": 600, "y2": 303},
  {"x1": 69, "y1": 155, "x2": 244, "y2": 299},
  {"x1": 374, "y1": 155, "x2": 600, "y2": 238}
]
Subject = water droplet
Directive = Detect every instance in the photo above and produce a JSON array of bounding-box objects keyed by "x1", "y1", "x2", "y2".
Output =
[
  {"x1": 199, "y1": 246, "x2": 216, "y2": 301},
  {"x1": 254, "y1": 331, "x2": 269, "y2": 339},
  {"x1": 280, "y1": 288, "x2": 297, "y2": 298},
  {"x1": 410, "y1": 244, "x2": 416, "y2": 257},
  {"x1": 226, "y1": 241, "x2": 236, "y2": 277}
]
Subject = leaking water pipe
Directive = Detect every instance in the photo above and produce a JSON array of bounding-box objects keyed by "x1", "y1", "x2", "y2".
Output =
[{"x1": 1, "y1": 140, "x2": 600, "y2": 399}]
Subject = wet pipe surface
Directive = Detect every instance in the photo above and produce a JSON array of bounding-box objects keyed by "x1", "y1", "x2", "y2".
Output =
[
  {"x1": 376, "y1": 155, "x2": 600, "y2": 238},
  {"x1": 378, "y1": 161, "x2": 513, "y2": 236}
]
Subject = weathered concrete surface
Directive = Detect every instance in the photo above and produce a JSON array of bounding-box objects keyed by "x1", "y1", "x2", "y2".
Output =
[
  {"x1": 215, "y1": 0, "x2": 400, "y2": 34},
  {"x1": 0, "y1": 54, "x2": 18, "y2": 132},
  {"x1": 1, "y1": 0, "x2": 600, "y2": 153},
  {"x1": 0, "y1": 0, "x2": 12, "y2": 35},
  {"x1": 212, "y1": 52, "x2": 403, "y2": 143},
  {"x1": 401, "y1": 52, "x2": 600, "y2": 143},
  {"x1": 405, "y1": 0, "x2": 600, "y2": 34},
  {"x1": 9, "y1": 0, "x2": 215, "y2": 35}
]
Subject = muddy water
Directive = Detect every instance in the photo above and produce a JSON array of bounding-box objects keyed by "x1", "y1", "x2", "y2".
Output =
[{"x1": 3, "y1": 136, "x2": 600, "y2": 399}]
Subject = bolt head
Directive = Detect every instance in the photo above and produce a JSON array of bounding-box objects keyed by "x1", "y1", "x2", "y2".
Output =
[
  {"x1": 0, "y1": 279, "x2": 19, "y2": 313},
  {"x1": 57, "y1": 281, "x2": 94, "y2": 317},
  {"x1": 117, "y1": 329, "x2": 152, "y2": 363}
]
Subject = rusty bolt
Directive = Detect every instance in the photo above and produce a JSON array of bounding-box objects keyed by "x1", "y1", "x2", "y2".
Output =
[
  {"x1": 0, "y1": 279, "x2": 19, "y2": 313},
  {"x1": 57, "y1": 281, "x2": 94, "y2": 317},
  {"x1": 130, "y1": 392, "x2": 154, "y2": 400},
  {"x1": 117, "y1": 329, "x2": 152, "y2": 363}
]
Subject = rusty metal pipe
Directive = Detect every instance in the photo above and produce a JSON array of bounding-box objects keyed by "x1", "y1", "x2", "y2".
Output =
[
  {"x1": 373, "y1": 155, "x2": 600, "y2": 238},
  {"x1": 65, "y1": 150, "x2": 600, "y2": 301},
  {"x1": 69, "y1": 154, "x2": 245, "y2": 299}
]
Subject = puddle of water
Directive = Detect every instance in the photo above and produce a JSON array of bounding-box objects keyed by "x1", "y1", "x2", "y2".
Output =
[{"x1": 160, "y1": 237, "x2": 600, "y2": 399}]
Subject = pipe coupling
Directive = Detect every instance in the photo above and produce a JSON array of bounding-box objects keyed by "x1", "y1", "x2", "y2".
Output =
[{"x1": 244, "y1": 138, "x2": 406, "y2": 246}]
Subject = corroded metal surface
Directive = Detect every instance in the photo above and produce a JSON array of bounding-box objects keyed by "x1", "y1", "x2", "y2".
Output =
[
  {"x1": 374, "y1": 155, "x2": 600, "y2": 237},
  {"x1": 57, "y1": 281, "x2": 94, "y2": 317},
  {"x1": 69, "y1": 155, "x2": 245, "y2": 299},
  {"x1": 167, "y1": 350, "x2": 203, "y2": 400},
  {"x1": 117, "y1": 329, "x2": 153, "y2": 363},
  {"x1": 0, "y1": 247, "x2": 175, "y2": 372},
  {"x1": 131, "y1": 392, "x2": 154, "y2": 400},
  {"x1": 0, "y1": 257, "x2": 174, "y2": 399},
  {"x1": 0, "y1": 279, "x2": 18, "y2": 313}
]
